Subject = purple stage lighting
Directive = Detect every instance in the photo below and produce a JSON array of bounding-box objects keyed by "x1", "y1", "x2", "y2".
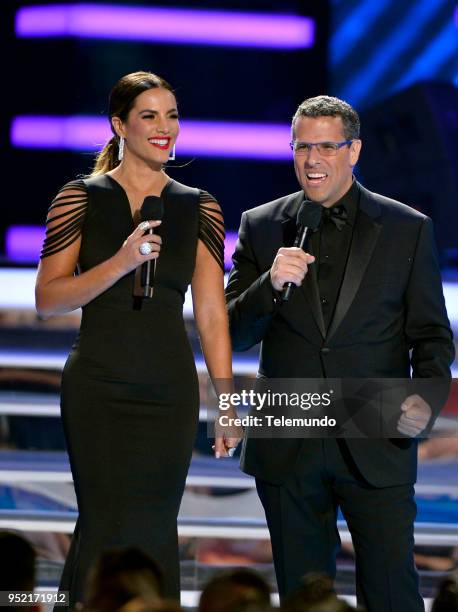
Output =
[
  {"x1": 180, "y1": 120, "x2": 292, "y2": 159},
  {"x1": 11, "y1": 116, "x2": 110, "y2": 151},
  {"x1": 15, "y1": 4, "x2": 314, "y2": 49},
  {"x1": 6, "y1": 226, "x2": 45, "y2": 261},
  {"x1": 11, "y1": 116, "x2": 293, "y2": 160},
  {"x1": 224, "y1": 232, "x2": 238, "y2": 269}
]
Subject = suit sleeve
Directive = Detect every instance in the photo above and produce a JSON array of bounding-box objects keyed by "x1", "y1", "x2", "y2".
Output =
[
  {"x1": 225, "y1": 211, "x2": 278, "y2": 351},
  {"x1": 404, "y1": 217, "x2": 455, "y2": 423}
]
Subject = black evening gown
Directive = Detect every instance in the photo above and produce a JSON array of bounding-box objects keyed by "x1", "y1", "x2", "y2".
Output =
[{"x1": 40, "y1": 174, "x2": 224, "y2": 606}]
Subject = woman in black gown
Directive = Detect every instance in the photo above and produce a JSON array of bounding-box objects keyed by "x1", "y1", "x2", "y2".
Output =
[{"x1": 35, "y1": 71, "x2": 241, "y2": 606}]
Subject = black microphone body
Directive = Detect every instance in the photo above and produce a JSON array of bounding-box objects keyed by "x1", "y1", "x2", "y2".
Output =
[
  {"x1": 281, "y1": 201, "x2": 322, "y2": 303},
  {"x1": 139, "y1": 196, "x2": 164, "y2": 298},
  {"x1": 142, "y1": 228, "x2": 155, "y2": 299}
]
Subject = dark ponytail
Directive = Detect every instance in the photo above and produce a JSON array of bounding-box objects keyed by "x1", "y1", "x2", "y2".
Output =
[{"x1": 92, "y1": 136, "x2": 121, "y2": 175}]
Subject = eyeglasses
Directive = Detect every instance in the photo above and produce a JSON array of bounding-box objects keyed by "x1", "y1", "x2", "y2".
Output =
[{"x1": 290, "y1": 140, "x2": 353, "y2": 157}]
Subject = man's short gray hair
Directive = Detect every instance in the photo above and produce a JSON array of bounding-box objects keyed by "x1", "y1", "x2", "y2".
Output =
[{"x1": 292, "y1": 95, "x2": 360, "y2": 140}]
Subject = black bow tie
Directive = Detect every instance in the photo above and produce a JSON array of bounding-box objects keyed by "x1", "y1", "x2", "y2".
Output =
[{"x1": 322, "y1": 204, "x2": 348, "y2": 231}]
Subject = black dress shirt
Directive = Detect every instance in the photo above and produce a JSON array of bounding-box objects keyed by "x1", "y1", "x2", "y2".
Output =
[{"x1": 308, "y1": 180, "x2": 360, "y2": 331}]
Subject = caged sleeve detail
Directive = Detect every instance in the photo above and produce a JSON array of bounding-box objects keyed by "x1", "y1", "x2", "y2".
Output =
[
  {"x1": 40, "y1": 179, "x2": 88, "y2": 258},
  {"x1": 198, "y1": 191, "x2": 225, "y2": 271}
]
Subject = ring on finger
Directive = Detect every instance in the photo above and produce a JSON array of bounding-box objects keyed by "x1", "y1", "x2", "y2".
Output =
[
  {"x1": 139, "y1": 242, "x2": 153, "y2": 255},
  {"x1": 138, "y1": 221, "x2": 150, "y2": 231}
]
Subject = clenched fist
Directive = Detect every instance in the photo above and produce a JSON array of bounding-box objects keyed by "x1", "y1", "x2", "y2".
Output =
[
  {"x1": 270, "y1": 247, "x2": 315, "y2": 292},
  {"x1": 397, "y1": 394, "x2": 432, "y2": 437}
]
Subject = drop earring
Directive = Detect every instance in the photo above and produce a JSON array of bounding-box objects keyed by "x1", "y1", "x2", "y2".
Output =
[
  {"x1": 168, "y1": 144, "x2": 176, "y2": 161},
  {"x1": 118, "y1": 136, "x2": 124, "y2": 161}
]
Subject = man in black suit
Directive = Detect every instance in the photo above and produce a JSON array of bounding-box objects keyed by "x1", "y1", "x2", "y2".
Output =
[{"x1": 225, "y1": 96, "x2": 454, "y2": 611}]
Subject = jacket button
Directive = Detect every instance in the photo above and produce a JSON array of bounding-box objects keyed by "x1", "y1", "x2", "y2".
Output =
[{"x1": 321, "y1": 347, "x2": 330, "y2": 355}]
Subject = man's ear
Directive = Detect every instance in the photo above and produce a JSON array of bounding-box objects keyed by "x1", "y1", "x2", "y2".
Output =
[{"x1": 350, "y1": 139, "x2": 362, "y2": 167}]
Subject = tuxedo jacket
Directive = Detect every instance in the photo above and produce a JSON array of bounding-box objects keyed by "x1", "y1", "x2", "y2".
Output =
[{"x1": 226, "y1": 183, "x2": 454, "y2": 487}]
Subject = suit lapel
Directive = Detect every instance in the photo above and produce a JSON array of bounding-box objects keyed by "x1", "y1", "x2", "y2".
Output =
[{"x1": 326, "y1": 186, "x2": 382, "y2": 341}]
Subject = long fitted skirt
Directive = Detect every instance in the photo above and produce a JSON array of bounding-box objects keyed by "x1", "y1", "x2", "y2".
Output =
[{"x1": 59, "y1": 352, "x2": 199, "y2": 606}]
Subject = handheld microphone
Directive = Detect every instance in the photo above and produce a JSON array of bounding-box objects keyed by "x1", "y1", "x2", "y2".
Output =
[
  {"x1": 281, "y1": 201, "x2": 322, "y2": 303},
  {"x1": 139, "y1": 196, "x2": 164, "y2": 298}
]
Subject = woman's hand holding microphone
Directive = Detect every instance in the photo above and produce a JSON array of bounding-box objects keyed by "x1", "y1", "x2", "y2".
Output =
[{"x1": 113, "y1": 220, "x2": 162, "y2": 275}]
